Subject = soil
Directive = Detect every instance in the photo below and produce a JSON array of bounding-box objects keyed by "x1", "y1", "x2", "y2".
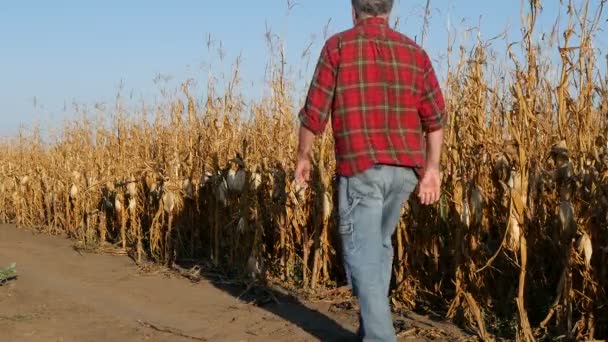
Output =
[{"x1": 0, "y1": 224, "x2": 473, "y2": 342}]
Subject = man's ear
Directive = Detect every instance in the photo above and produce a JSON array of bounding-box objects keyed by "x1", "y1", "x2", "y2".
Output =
[{"x1": 352, "y1": 7, "x2": 358, "y2": 24}]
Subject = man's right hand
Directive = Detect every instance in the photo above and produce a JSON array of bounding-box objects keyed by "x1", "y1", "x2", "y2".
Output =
[
  {"x1": 295, "y1": 156, "x2": 312, "y2": 185},
  {"x1": 418, "y1": 128, "x2": 444, "y2": 205},
  {"x1": 417, "y1": 167, "x2": 441, "y2": 205},
  {"x1": 295, "y1": 125, "x2": 315, "y2": 185}
]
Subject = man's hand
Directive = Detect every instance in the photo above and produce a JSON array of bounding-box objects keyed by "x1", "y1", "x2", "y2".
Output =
[
  {"x1": 295, "y1": 125, "x2": 315, "y2": 184},
  {"x1": 418, "y1": 128, "x2": 444, "y2": 205},
  {"x1": 417, "y1": 167, "x2": 441, "y2": 205},
  {"x1": 295, "y1": 156, "x2": 312, "y2": 184}
]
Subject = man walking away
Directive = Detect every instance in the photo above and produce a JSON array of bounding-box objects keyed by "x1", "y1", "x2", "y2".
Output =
[{"x1": 295, "y1": 0, "x2": 446, "y2": 341}]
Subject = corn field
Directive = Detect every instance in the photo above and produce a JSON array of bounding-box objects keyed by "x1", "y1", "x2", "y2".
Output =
[{"x1": 1, "y1": 1, "x2": 607, "y2": 340}]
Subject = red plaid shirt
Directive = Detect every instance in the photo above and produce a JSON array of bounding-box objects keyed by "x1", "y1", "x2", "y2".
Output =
[{"x1": 299, "y1": 17, "x2": 446, "y2": 177}]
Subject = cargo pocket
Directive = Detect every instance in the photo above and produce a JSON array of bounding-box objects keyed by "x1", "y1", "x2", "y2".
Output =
[
  {"x1": 339, "y1": 193, "x2": 362, "y2": 221},
  {"x1": 338, "y1": 192, "x2": 361, "y2": 254},
  {"x1": 337, "y1": 176, "x2": 364, "y2": 254},
  {"x1": 339, "y1": 221, "x2": 356, "y2": 253},
  {"x1": 401, "y1": 168, "x2": 419, "y2": 195}
]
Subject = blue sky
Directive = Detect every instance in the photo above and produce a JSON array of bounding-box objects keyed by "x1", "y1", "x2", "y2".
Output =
[{"x1": 1, "y1": 0, "x2": 606, "y2": 137}]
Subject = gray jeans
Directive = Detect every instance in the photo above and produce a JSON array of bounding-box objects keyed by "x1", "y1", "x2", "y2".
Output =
[{"x1": 338, "y1": 165, "x2": 418, "y2": 342}]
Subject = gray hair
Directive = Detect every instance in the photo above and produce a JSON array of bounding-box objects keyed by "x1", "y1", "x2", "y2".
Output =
[{"x1": 351, "y1": 0, "x2": 394, "y2": 16}]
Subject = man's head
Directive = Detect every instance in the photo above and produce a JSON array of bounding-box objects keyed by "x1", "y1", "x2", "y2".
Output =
[{"x1": 351, "y1": 0, "x2": 394, "y2": 22}]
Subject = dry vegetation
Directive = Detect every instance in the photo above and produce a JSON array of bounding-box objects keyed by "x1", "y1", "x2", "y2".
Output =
[{"x1": 1, "y1": 0, "x2": 607, "y2": 340}]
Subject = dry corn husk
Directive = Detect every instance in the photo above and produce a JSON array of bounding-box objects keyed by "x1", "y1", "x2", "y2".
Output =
[
  {"x1": 128, "y1": 198, "x2": 137, "y2": 213},
  {"x1": 506, "y1": 180, "x2": 523, "y2": 251},
  {"x1": 227, "y1": 169, "x2": 246, "y2": 193},
  {"x1": 559, "y1": 200, "x2": 576, "y2": 240},
  {"x1": 507, "y1": 169, "x2": 515, "y2": 189},
  {"x1": 69, "y1": 184, "x2": 78, "y2": 200},
  {"x1": 183, "y1": 178, "x2": 194, "y2": 199},
  {"x1": 145, "y1": 173, "x2": 157, "y2": 193},
  {"x1": 507, "y1": 213, "x2": 521, "y2": 252},
  {"x1": 114, "y1": 193, "x2": 124, "y2": 214},
  {"x1": 103, "y1": 196, "x2": 113, "y2": 210},
  {"x1": 149, "y1": 182, "x2": 158, "y2": 196},
  {"x1": 552, "y1": 140, "x2": 570, "y2": 167},
  {"x1": 495, "y1": 155, "x2": 511, "y2": 182},
  {"x1": 511, "y1": 190, "x2": 525, "y2": 225},
  {"x1": 469, "y1": 184, "x2": 483, "y2": 227},
  {"x1": 250, "y1": 172, "x2": 262, "y2": 190},
  {"x1": 237, "y1": 217, "x2": 247, "y2": 234},
  {"x1": 453, "y1": 181, "x2": 464, "y2": 217},
  {"x1": 323, "y1": 191, "x2": 333, "y2": 221},
  {"x1": 454, "y1": 180, "x2": 472, "y2": 227},
  {"x1": 127, "y1": 178, "x2": 137, "y2": 197},
  {"x1": 577, "y1": 232, "x2": 593, "y2": 267},
  {"x1": 203, "y1": 172, "x2": 213, "y2": 184},
  {"x1": 439, "y1": 193, "x2": 449, "y2": 222},
  {"x1": 462, "y1": 196, "x2": 471, "y2": 228},
  {"x1": 217, "y1": 179, "x2": 228, "y2": 205},
  {"x1": 293, "y1": 181, "x2": 307, "y2": 203},
  {"x1": 246, "y1": 254, "x2": 263, "y2": 279},
  {"x1": 162, "y1": 191, "x2": 177, "y2": 214},
  {"x1": 86, "y1": 175, "x2": 96, "y2": 188},
  {"x1": 20, "y1": 176, "x2": 29, "y2": 186}
]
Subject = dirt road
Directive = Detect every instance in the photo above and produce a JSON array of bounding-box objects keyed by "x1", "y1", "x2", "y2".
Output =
[{"x1": 0, "y1": 224, "x2": 470, "y2": 342}]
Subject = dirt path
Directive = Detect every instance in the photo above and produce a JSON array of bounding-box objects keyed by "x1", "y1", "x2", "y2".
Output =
[{"x1": 0, "y1": 224, "x2": 472, "y2": 342}]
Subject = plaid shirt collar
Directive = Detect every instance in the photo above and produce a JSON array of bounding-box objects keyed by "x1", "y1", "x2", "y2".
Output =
[{"x1": 356, "y1": 17, "x2": 389, "y2": 27}]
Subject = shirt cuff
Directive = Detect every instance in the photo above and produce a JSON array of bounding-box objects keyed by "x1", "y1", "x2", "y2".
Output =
[
  {"x1": 298, "y1": 109, "x2": 324, "y2": 135},
  {"x1": 424, "y1": 120, "x2": 444, "y2": 133},
  {"x1": 422, "y1": 113, "x2": 446, "y2": 133}
]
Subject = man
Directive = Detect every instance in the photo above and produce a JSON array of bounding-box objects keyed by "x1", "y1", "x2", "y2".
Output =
[{"x1": 295, "y1": 0, "x2": 446, "y2": 340}]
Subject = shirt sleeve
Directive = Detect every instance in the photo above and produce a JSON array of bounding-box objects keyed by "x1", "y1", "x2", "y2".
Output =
[
  {"x1": 298, "y1": 41, "x2": 337, "y2": 135},
  {"x1": 418, "y1": 51, "x2": 446, "y2": 133}
]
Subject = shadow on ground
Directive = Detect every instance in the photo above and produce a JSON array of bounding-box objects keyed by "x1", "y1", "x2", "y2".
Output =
[{"x1": 171, "y1": 259, "x2": 359, "y2": 342}]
